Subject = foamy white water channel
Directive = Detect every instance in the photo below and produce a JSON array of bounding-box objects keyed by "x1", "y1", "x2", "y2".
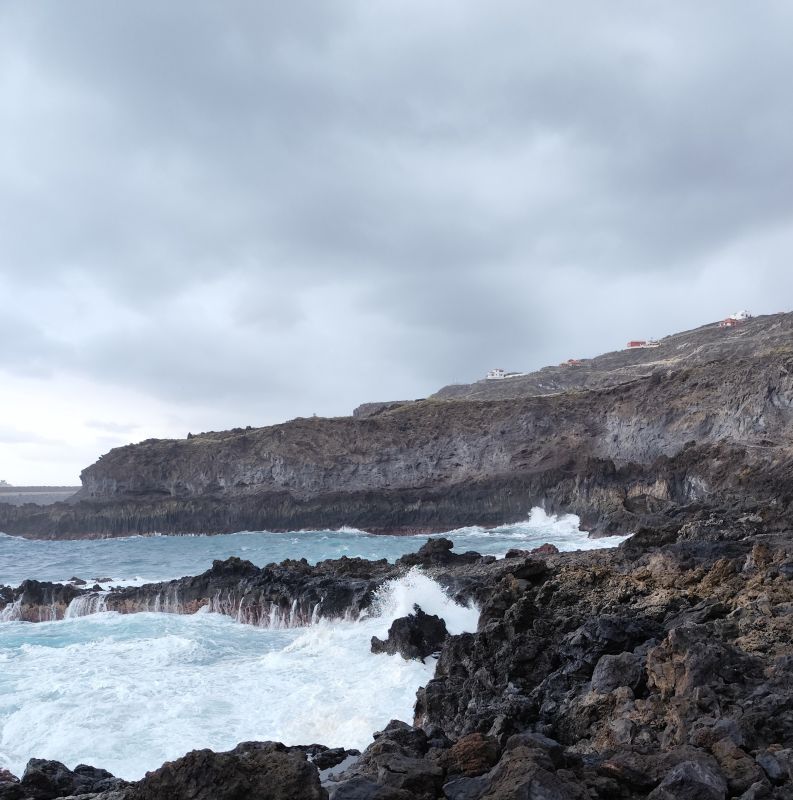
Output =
[{"x1": 0, "y1": 571, "x2": 477, "y2": 780}]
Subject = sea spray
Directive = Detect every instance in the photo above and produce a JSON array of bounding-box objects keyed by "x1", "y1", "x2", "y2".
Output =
[
  {"x1": 0, "y1": 598, "x2": 21, "y2": 622},
  {"x1": 64, "y1": 594, "x2": 108, "y2": 618},
  {"x1": 370, "y1": 568, "x2": 479, "y2": 635}
]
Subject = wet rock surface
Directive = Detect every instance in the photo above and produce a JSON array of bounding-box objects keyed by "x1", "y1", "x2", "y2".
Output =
[
  {"x1": 371, "y1": 605, "x2": 448, "y2": 662},
  {"x1": 0, "y1": 759, "x2": 127, "y2": 800},
  {"x1": 124, "y1": 742, "x2": 325, "y2": 800},
  {"x1": 0, "y1": 544, "x2": 504, "y2": 623}
]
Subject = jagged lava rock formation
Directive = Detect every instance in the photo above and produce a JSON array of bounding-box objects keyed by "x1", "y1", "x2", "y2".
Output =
[
  {"x1": 0, "y1": 539, "x2": 492, "y2": 624},
  {"x1": 1, "y1": 313, "x2": 792, "y2": 538}
]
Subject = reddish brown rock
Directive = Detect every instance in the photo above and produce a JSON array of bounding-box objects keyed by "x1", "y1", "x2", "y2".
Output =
[{"x1": 439, "y1": 733, "x2": 500, "y2": 777}]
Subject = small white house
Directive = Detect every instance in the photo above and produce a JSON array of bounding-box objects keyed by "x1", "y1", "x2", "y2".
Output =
[
  {"x1": 730, "y1": 310, "x2": 752, "y2": 321},
  {"x1": 486, "y1": 368, "x2": 506, "y2": 380}
]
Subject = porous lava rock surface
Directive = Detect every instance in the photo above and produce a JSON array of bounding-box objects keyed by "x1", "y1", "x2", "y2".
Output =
[{"x1": 371, "y1": 605, "x2": 449, "y2": 662}]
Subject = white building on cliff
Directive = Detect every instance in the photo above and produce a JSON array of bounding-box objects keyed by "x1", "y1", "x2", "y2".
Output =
[{"x1": 486, "y1": 368, "x2": 507, "y2": 380}]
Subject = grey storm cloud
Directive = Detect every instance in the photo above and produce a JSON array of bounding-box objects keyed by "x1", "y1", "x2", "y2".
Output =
[
  {"x1": 2, "y1": 0, "x2": 793, "y2": 431},
  {"x1": 85, "y1": 421, "x2": 139, "y2": 434},
  {"x1": 0, "y1": 426, "x2": 61, "y2": 446}
]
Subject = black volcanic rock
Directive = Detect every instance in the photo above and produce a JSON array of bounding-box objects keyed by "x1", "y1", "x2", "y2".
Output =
[
  {"x1": 0, "y1": 770, "x2": 17, "y2": 785},
  {"x1": 0, "y1": 540, "x2": 507, "y2": 624},
  {"x1": 332, "y1": 721, "x2": 441, "y2": 800},
  {"x1": 4, "y1": 523, "x2": 793, "y2": 799},
  {"x1": 308, "y1": 746, "x2": 359, "y2": 772},
  {"x1": 591, "y1": 651, "x2": 644, "y2": 694},
  {"x1": 0, "y1": 759, "x2": 126, "y2": 800},
  {"x1": 646, "y1": 760, "x2": 728, "y2": 799},
  {"x1": 0, "y1": 581, "x2": 85, "y2": 622},
  {"x1": 371, "y1": 605, "x2": 448, "y2": 662},
  {"x1": 396, "y1": 538, "x2": 481, "y2": 569},
  {"x1": 126, "y1": 742, "x2": 325, "y2": 800}
]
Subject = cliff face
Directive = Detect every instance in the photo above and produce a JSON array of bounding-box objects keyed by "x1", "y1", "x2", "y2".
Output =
[{"x1": 1, "y1": 316, "x2": 792, "y2": 538}]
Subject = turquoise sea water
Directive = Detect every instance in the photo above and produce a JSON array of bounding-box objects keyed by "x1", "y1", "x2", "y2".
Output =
[{"x1": 0, "y1": 509, "x2": 627, "y2": 587}]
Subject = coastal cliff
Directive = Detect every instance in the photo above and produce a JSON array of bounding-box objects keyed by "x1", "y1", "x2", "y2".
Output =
[{"x1": 1, "y1": 314, "x2": 792, "y2": 539}]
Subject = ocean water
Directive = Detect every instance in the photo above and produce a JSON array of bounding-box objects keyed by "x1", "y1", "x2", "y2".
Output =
[
  {"x1": 0, "y1": 508, "x2": 627, "y2": 587},
  {"x1": 0, "y1": 510, "x2": 628, "y2": 780}
]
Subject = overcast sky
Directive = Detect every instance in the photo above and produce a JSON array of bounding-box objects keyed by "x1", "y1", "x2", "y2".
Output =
[{"x1": 2, "y1": 1, "x2": 793, "y2": 484}]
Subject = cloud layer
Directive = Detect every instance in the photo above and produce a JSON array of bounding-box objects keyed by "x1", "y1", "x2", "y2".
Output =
[{"x1": 2, "y1": 1, "x2": 793, "y2": 482}]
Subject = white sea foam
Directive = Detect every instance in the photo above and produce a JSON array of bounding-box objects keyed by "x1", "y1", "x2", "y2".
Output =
[
  {"x1": 370, "y1": 568, "x2": 479, "y2": 635},
  {"x1": 64, "y1": 594, "x2": 108, "y2": 618},
  {"x1": 0, "y1": 599, "x2": 21, "y2": 622},
  {"x1": 0, "y1": 571, "x2": 477, "y2": 781},
  {"x1": 435, "y1": 507, "x2": 580, "y2": 538},
  {"x1": 434, "y1": 507, "x2": 626, "y2": 549}
]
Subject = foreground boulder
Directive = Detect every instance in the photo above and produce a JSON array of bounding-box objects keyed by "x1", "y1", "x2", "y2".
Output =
[
  {"x1": 371, "y1": 606, "x2": 448, "y2": 662},
  {"x1": 330, "y1": 721, "x2": 442, "y2": 800},
  {"x1": 126, "y1": 742, "x2": 325, "y2": 800},
  {"x1": 0, "y1": 759, "x2": 126, "y2": 800}
]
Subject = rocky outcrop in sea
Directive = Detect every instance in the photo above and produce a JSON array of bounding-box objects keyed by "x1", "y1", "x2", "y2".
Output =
[{"x1": 0, "y1": 538, "x2": 490, "y2": 624}]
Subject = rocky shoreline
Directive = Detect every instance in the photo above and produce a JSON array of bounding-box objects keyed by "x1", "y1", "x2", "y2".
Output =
[{"x1": 2, "y1": 512, "x2": 791, "y2": 799}]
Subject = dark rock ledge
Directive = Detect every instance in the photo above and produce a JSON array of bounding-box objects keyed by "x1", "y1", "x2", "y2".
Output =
[
  {"x1": 0, "y1": 538, "x2": 491, "y2": 624},
  {"x1": 2, "y1": 517, "x2": 793, "y2": 799}
]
